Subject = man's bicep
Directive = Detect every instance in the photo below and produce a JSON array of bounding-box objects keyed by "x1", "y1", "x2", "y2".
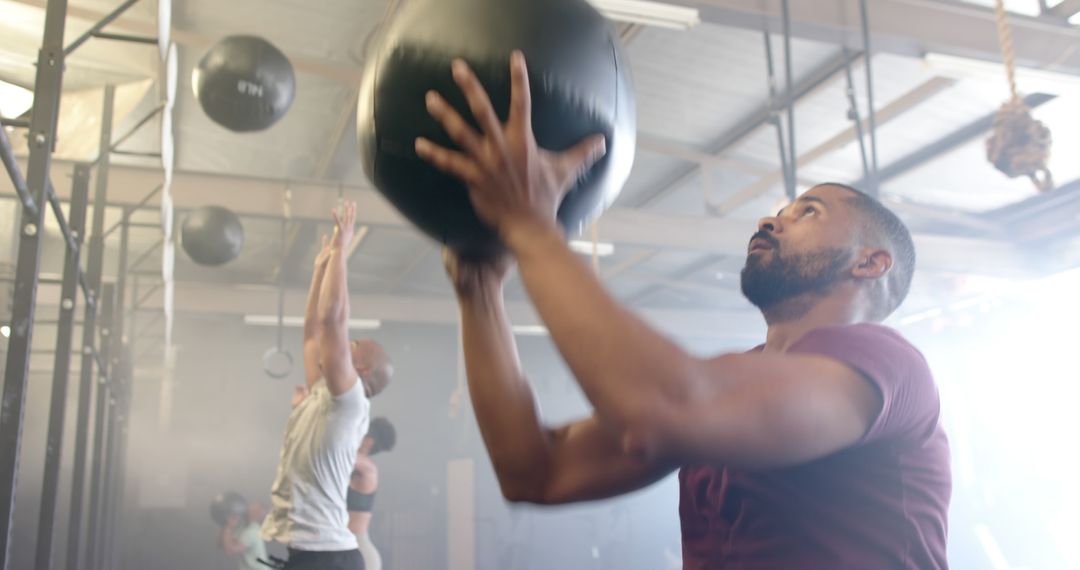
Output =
[
  {"x1": 669, "y1": 353, "x2": 882, "y2": 469},
  {"x1": 319, "y1": 327, "x2": 358, "y2": 396},
  {"x1": 539, "y1": 416, "x2": 676, "y2": 504}
]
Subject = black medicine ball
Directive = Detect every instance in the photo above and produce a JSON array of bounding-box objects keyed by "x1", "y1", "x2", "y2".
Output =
[
  {"x1": 181, "y1": 206, "x2": 244, "y2": 266},
  {"x1": 193, "y1": 35, "x2": 296, "y2": 132},
  {"x1": 357, "y1": 0, "x2": 636, "y2": 259}
]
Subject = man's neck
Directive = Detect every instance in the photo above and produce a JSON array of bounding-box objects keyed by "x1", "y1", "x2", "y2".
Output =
[{"x1": 761, "y1": 292, "x2": 865, "y2": 353}]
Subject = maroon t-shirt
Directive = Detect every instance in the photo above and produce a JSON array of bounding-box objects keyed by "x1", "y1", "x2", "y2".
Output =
[{"x1": 679, "y1": 323, "x2": 951, "y2": 569}]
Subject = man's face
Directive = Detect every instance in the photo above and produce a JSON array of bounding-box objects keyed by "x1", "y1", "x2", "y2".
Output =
[{"x1": 740, "y1": 185, "x2": 859, "y2": 311}]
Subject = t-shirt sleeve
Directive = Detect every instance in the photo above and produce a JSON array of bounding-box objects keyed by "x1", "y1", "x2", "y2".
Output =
[
  {"x1": 787, "y1": 324, "x2": 940, "y2": 444},
  {"x1": 326, "y1": 377, "x2": 371, "y2": 445}
]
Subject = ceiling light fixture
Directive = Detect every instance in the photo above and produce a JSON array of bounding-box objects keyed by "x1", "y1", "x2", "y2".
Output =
[
  {"x1": 568, "y1": 240, "x2": 615, "y2": 256},
  {"x1": 511, "y1": 325, "x2": 549, "y2": 336},
  {"x1": 0, "y1": 325, "x2": 10, "y2": 338},
  {"x1": 243, "y1": 315, "x2": 381, "y2": 330},
  {"x1": 587, "y1": 0, "x2": 701, "y2": 30}
]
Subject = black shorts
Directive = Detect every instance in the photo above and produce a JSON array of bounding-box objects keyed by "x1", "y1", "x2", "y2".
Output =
[{"x1": 283, "y1": 548, "x2": 364, "y2": 570}]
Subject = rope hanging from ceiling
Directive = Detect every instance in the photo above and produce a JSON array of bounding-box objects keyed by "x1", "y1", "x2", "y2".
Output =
[{"x1": 985, "y1": 0, "x2": 1054, "y2": 193}]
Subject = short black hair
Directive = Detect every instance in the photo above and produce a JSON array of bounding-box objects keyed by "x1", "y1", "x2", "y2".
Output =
[
  {"x1": 825, "y1": 183, "x2": 916, "y2": 321},
  {"x1": 367, "y1": 417, "x2": 396, "y2": 455}
]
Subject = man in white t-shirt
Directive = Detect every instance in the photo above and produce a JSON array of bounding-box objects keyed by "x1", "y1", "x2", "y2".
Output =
[{"x1": 261, "y1": 201, "x2": 394, "y2": 570}]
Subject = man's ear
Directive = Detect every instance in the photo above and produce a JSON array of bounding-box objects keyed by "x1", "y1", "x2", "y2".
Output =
[{"x1": 852, "y1": 248, "x2": 892, "y2": 280}]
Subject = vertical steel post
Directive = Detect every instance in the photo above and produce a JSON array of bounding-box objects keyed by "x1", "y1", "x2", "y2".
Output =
[
  {"x1": 66, "y1": 85, "x2": 114, "y2": 570},
  {"x1": 94, "y1": 214, "x2": 127, "y2": 570},
  {"x1": 0, "y1": 0, "x2": 69, "y2": 566},
  {"x1": 780, "y1": 0, "x2": 797, "y2": 200},
  {"x1": 84, "y1": 284, "x2": 113, "y2": 570},
  {"x1": 859, "y1": 0, "x2": 881, "y2": 196},
  {"x1": 33, "y1": 164, "x2": 90, "y2": 570}
]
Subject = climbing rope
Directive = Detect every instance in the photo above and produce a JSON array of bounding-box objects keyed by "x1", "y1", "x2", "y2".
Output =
[{"x1": 985, "y1": 0, "x2": 1054, "y2": 192}]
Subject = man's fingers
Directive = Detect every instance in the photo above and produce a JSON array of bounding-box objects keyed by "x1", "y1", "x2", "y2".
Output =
[
  {"x1": 508, "y1": 51, "x2": 532, "y2": 134},
  {"x1": 561, "y1": 134, "x2": 604, "y2": 185},
  {"x1": 557, "y1": 134, "x2": 607, "y2": 190},
  {"x1": 416, "y1": 137, "x2": 483, "y2": 185},
  {"x1": 425, "y1": 90, "x2": 484, "y2": 156},
  {"x1": 451, "y1": 59, "x2": 505, "y2": 142}
]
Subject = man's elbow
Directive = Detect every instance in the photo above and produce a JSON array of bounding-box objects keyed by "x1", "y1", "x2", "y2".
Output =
[
  {"x1": 499, "y1": 479, "x2": 567, "y2": 506},
  {"x1": 316, "y1": 308, "x2": 346, "y2": 329},
  {"x1": 493, "y1": 467, "x2": 559, "y2": 505},
  {"x1": 499, "y1": 481, "x2": 544, "y2": 504}
]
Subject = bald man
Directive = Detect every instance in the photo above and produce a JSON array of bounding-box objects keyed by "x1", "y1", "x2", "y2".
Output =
[{"x1": 262, "y1": 203, "x2": 394, "y2": 570}]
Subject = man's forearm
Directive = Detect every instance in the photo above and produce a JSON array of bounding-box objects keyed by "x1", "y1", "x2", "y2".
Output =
[
  {"x1": 457, "y1": 283, "x2": 556, "y2": 495},
  {"x1": 506, "y1": 222, "x2": 701, "y2": 432},
  {"x1": 304, "y1": 263, "x2": 328, "y2": 341},
  {"x1": 317, "y1": 248, "x2": 350, "y2": 327}
]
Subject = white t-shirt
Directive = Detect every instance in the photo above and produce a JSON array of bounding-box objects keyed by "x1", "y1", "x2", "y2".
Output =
[{"x1": 261, "y1": 379, "x2": 370, "y2": 551}]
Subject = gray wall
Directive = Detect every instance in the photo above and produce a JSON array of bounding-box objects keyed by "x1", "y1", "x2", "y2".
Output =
[{"x1": 107, "y1": 313, "x2": 682, "y2": 570}]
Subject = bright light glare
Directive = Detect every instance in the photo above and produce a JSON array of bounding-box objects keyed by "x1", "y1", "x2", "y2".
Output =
[
  {"x1": 974, "y1": 524, "x2": 1013, "y2": 570},
  {"x1": 569, "y1": 240, "x2": 615, "y2": 257},
  {"x1": 0, "y1": 80, "x2": 33, "y2": 119},
  {"x1": 511, "y1": 325, "x2": 548, "y2": 336},
  {"x1": 0, "y1": 325, "x2": 10, "y2": 338},
  {"x1": 586, "y1": 0, "x2": 701, "y2": 29}
]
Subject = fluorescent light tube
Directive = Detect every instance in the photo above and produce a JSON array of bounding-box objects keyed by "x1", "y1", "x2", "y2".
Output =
[
  {"x1": 569, "y1": 240, "x2": 615, "y2": 256},
  {"x1": 587, "y1": 0, "x2": 700, "y2": 30},
  {"x1": 511, "y1": 325, "x2": 549, "y2": 336},
  {"x1": 243, "y1": 315, "x2": 381, "y2": 329}
]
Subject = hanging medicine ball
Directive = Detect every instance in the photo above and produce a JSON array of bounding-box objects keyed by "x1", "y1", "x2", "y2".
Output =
[
  {"x1": 209, "y1": 491, "x2": 248, "y2": 526},
  {"x1": 193, "y1": 35, "x2": 296, "y2": 132},
  {"x1": 357, "y1": 0, "x2": 636, "y2": 259},
  {"x1": 181, "y1": 206, "x2": 244, "y2": 266}
]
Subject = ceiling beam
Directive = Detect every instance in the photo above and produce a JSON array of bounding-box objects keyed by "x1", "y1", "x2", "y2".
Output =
[
  {"x1": 30, "y1": 281, "x2": 768, "y2": 341},
  {"x1": 629, "y1": 50, "x2": 859, "y2": 209},
  {"x1": 6, "y1": 0, "x2": 364, "y2": 85},
  {"x1": 272, "y1": 221, "x2": 315, "y2": 284},
  {"x1": 0, "y1": 159, "x2": 1039, "y2": 277},
  {"x1": 854, "y1": 92, "x2": 1056, "y2": 188},
  {"x1": 1048, "y1": 0, "x2": 1080, "y2": 20},
  {"x1": 710, "y1": 75, "x2": 958, "y2": 216},
  {"x1": 591, "y1": 208, "x2": 1037, "y2": 278},
  {"x1": 678, "y1": 0, "x2": 1080, "y2": 75},
  {"x1": 313, "y1": 89, "x2": 362, "y2": 179}
]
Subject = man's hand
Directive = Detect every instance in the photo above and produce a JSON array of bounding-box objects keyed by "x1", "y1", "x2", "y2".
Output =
[
  {"x1": 313, "y1": 234, "x2": 332, "y2": 269},
  {"x1": 330, "y1": 201, "x2": 357, "y2": 250},
  {"x1": 414, "y1": 51, "x2": 607, "y2": 240},
  {"x1": 443, "y1": 247, "x2": 513, "y2": 298}
]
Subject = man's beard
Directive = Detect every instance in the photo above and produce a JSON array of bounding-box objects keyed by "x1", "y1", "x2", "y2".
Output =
[{"x1": 740, "y1": 235, "x2": 851, "y2": 312}]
